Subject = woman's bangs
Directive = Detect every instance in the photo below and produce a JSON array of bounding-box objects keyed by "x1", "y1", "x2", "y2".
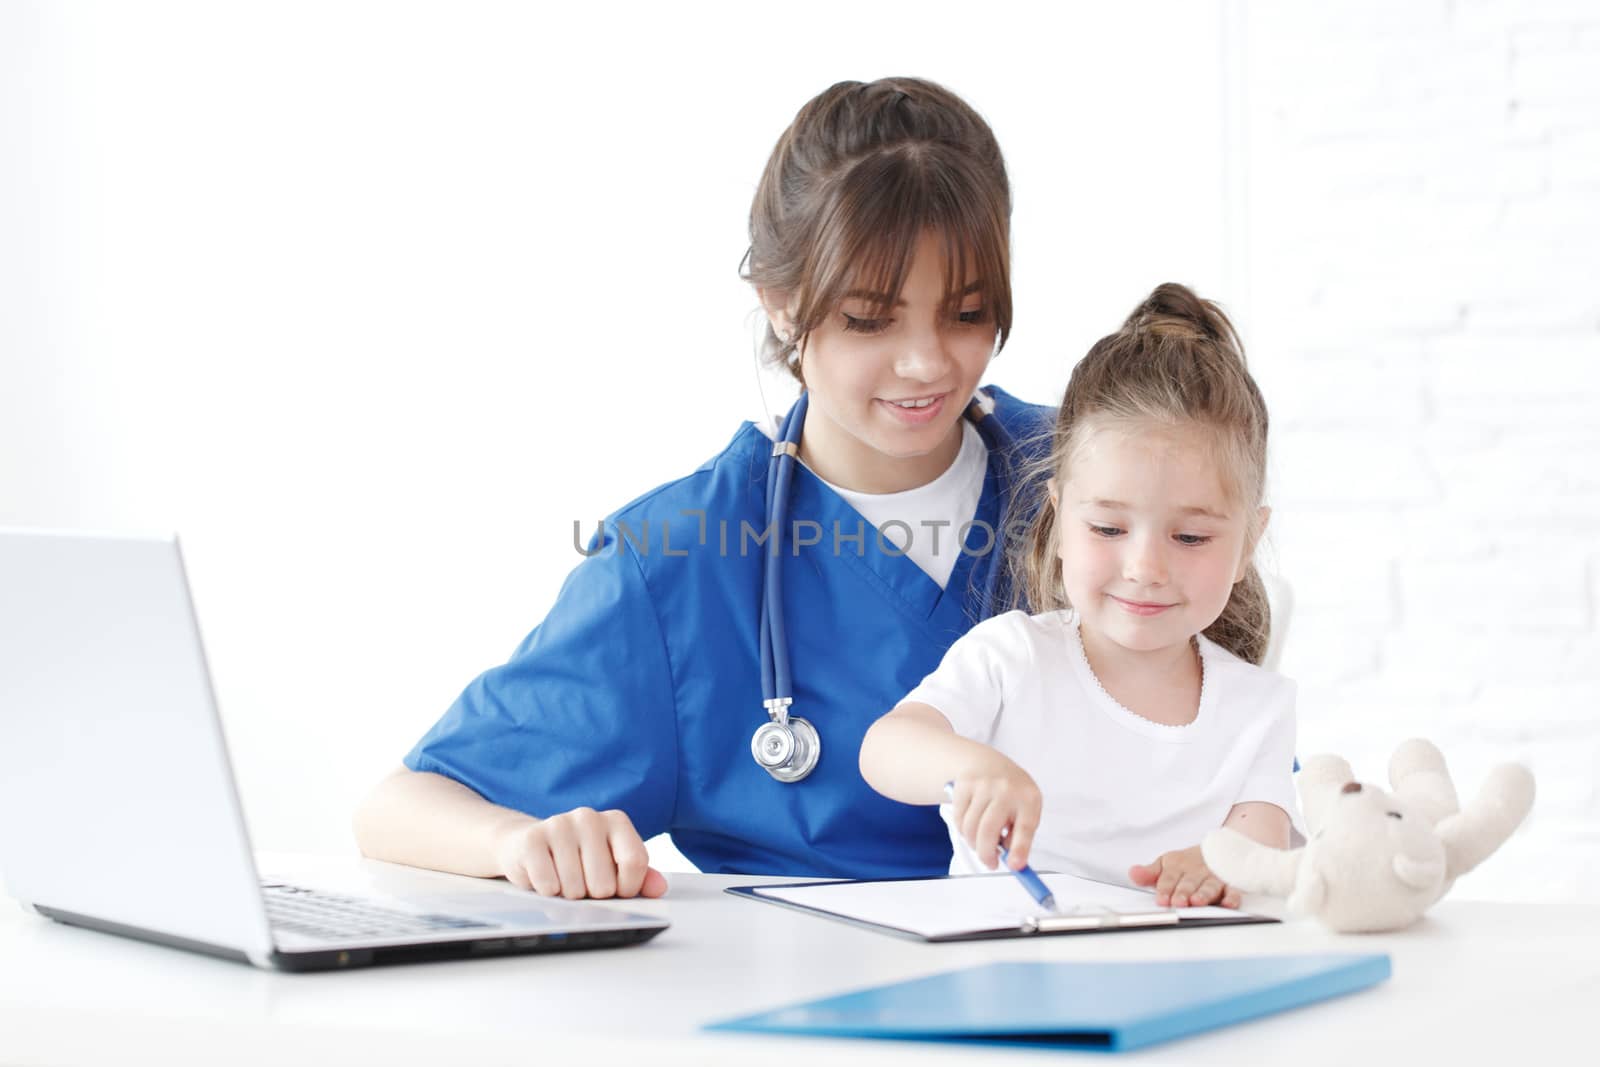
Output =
[
  {"x1": 937, "y1": 204, "x2": 1011, "y2": 338},
  {"x1": 799, "y1": 150, "x2": 1011, "y2": 335},
  {"x1": 801, "y1": 166, "x2": 921, "y2": 325},
  {"x1": 936, "y1": 158, "x2": 1013, "y2": 343}
]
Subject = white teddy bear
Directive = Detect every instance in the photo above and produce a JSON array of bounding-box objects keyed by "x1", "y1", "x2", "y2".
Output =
[{"x1": 1201, "y1": 738, "x2": 1535, "y2": 933}]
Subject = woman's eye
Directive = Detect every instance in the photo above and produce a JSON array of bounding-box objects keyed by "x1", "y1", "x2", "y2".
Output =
[
  {"x1": 1175, "y1": 533, "x2": 1213, "y2": 546},
  {"x1": 1089, "y1": 524, "x2": 1123, "y2": 538},
  {"x1": 842, "y1": 313, "x2": 890, "y2": 335},
  {"x1": 956, "y1": 308, "x2": 986, "y2": 326}
]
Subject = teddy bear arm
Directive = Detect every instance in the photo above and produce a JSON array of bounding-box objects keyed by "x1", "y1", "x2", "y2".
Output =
[
  {"x1": 1201, "y1": 828, "x2": 1302, "y2": 896},
  {"x1": 1437, "y1": 764, "x2": 1536, "y2": 879},
  {"x1": 1285, "y1": 865, "x2": 1326, "y2": 916}
]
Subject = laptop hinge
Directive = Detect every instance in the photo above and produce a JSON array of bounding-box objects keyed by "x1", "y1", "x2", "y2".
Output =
[{"x1": 33, "y1": 904, "x2": 258, "y2": 966}]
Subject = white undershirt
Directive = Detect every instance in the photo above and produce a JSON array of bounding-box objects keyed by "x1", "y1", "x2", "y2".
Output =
[
  {"x1": 814, "y1": 421, "x2": 987, "y2": 590},
  {"x1": 903, "y1": 609, "x2": 1303, "y2": 884},
  {"x1": 752, "y1": 414, "x2": 988, "y2": 590}
]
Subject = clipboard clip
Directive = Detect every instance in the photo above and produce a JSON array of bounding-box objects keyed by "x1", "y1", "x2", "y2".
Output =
[{"x1": 1020, "y1": 906, "x2": 1182, "y2": 934}]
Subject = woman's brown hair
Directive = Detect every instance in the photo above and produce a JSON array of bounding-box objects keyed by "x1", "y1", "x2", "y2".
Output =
[
  {"x1": 742, "y1": 78, "x2": 1013, "y2": 381},
  {"x1": 1013, "y1": 283, "x2": 1274, "y2": 664}
]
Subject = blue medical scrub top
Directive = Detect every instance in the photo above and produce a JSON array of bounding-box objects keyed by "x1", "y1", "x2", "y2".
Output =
[{"x1": 405, "y1": 386, "x2": 1054, "y2": 879}]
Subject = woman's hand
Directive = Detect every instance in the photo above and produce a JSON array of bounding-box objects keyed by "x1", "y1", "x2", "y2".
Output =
[
  {"x1": 1129, "y1": 845, "x2": 1240, "y2": 908},
  {"x1": 948, "y1": 753, "x2": 1043, "y2": 871},
  {"x1": 493, "y1": 807, "x2": 669, "y2": 900}
]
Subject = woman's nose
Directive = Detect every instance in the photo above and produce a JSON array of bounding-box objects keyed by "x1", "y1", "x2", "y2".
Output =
[{"x1": 892, "y1": 325, "x2": 953, "y2": 383}]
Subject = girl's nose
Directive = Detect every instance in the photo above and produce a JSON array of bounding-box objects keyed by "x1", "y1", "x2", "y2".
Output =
[{"x1": 1122, "y1": 537, "x2": 1169, "y2": 586}]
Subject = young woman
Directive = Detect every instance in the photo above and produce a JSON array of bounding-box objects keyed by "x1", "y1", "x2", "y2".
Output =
[{"x1": 353, "y1": 78, "x2": 1054, "y2": 899}]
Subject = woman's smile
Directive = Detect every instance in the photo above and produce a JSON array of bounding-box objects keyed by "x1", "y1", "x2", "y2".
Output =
[{"x1": 876, "y1": 393, "x2": 948, "y2": 425}]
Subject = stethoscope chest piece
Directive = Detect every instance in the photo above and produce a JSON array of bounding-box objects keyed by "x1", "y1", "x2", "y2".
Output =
[{"x1": 751, "y1": 714, "x2": 820, "y2": 783}]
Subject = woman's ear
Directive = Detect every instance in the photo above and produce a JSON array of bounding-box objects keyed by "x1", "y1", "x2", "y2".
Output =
[
  {"x1": 757, "y1": 287, "x2": 795, "y2": 343},
  {"x1": 1046, "y1": 477, "x2": 1059, "y2": 508},
  {"x1": 1235, "y1": 505, "x2": 1272, "y2": 583}
]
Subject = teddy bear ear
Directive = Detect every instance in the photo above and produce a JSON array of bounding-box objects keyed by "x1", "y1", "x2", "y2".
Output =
[
  {"x1": 1389, "y1": 739, "x2": 1460, "y2": 826},
  {"x1": 1296, "y1": 755, "x2": 1356, "y2": 832},
  {"x1": 1299, "y1": 754, "x2": 1354, "y2": 785}
]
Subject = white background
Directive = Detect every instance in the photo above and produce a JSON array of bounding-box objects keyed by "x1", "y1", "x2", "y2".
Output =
[{"x1": 2, "y1": 1, "x2": 1595, "y2": 899}]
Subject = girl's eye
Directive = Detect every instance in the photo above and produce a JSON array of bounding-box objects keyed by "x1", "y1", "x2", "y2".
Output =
[
  {"x1": 1175, "y1": 534, "x2": 1213, "y2": 546},
  {"x1": 956, "y1": 308, "x2": 986, "y2": 326},
  {"x1": 842, "y1": 313, "x2": 890, "y2": 335},
  {"x1": 1088, "y1": 524, "x2": 1123, "y2": 538}
]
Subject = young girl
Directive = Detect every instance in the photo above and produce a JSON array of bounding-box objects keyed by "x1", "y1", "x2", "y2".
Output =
[{"x1": 859, "y1": 283, "x2": 1299, "y2": 909}]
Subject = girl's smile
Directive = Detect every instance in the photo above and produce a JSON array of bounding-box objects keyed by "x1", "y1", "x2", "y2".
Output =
[
  {"x1": 1109, "y1": 595, "x2": 1177, "y2": 616},
  {"x1": 1054, "y1": 421, "x2": 1267, "y2": 662}
]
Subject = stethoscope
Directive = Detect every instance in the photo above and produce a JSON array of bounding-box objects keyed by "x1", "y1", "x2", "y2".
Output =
[{"x1": 752, "y1": 388, "x2": 1016, "y2": 782}]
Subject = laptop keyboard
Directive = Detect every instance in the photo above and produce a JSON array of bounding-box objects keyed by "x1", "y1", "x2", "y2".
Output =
[{"x1": 261, "y1": 882, "x2": 501, "y2": 942}]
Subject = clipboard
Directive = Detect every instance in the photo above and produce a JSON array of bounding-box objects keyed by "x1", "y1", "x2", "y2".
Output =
[{"x1": 727, "y1": 870, "x2": 1277, "y2": 942}]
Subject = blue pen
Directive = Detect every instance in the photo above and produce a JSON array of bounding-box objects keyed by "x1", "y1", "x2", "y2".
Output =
[{"x1": 944, "y1": 782, "x2": 1057, "y2": 913}]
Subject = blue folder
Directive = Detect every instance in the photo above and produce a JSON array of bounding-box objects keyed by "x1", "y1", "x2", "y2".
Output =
[{"x1": 707, "y1": 954, "x2": 1391, "y2": 1052}]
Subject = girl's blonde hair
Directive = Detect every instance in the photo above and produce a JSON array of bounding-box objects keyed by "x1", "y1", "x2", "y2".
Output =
[{"x1": 1013, "y1": 283, "x2": 1273, "y2": 664}]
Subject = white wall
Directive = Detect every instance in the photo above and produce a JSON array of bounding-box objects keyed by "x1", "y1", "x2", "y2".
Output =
[
  {"x1": 4, "y1": 1, "x2": 1589, "y2": 901},
  {"x1": 1239, "y1": 1, "x2": 1600, "y2": 899},
  {"x1": 0, "y1": 1, "x2": 1229, "y2": 855}
]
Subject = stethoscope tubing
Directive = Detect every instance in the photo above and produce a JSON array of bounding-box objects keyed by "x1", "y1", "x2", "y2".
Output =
[
  {"x1": 760, "y1": 392, "x2": 808, "y2": 713},
  {"x1": 760, "y1": 391, "x2": 1011, "y2": 714}
]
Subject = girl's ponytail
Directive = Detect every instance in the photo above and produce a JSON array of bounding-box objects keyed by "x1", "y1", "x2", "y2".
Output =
[
  {"x1": 1205, "y1": 565, "x2": 1271, "y2": 667},
  {"x1": 1122, "y1": 282, "x2": 1245, "y2": 361}
]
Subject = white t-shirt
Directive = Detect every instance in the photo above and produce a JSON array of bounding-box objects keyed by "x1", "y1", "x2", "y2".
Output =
[
  {"x1": 902, "y1": 609, "x2": 1302, "y2": 885},
  {"x1": 757, "y1": 416, "x2": 988, "y2": 590},
  {"x1": 816, "y1": 420, "x2": 986, "y2": 591}
]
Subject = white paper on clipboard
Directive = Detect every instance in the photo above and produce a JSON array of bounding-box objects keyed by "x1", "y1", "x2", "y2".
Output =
[{"x1": 745, "y1": 871, "x2": 1249, "y2": 940}]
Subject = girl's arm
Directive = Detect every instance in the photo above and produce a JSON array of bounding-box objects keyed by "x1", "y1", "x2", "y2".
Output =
[
  {"x1": 353, "y1": 767, "x2": 667, "y2": 899},
  {"x1": 1221, "y1": 800, "x2": 1291, "y2": 849},
  {"x1": 859, "y1": 702, "x2": 976, "y2": 803},
  {"x1": 1130, "y1": 802, "x2": 1292, "y2": 907},
  {"x1": 859, "y1": 702, "x2": 1042, "y2": 869}
]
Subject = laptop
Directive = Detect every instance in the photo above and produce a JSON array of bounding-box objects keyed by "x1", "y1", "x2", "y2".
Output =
[{"x1": 0, "y1": 528, "x2": 669, "y2": 971}]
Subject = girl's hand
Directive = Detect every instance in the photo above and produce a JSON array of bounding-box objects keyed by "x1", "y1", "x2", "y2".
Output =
[
  {"x1": 493, "y1": 807, "x2": 669, "y2": 900},
  {"x1": 947, "y1": 754, "x2": 1043, "y2": 871},
  {"x1": 1129, "y1": 845, "x2": 1241, "y2": 908}
]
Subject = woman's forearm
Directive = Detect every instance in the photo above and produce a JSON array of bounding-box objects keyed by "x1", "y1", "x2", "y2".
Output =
[{"x1": 352, "y1": 766, "x2": 538, "y2": 878}]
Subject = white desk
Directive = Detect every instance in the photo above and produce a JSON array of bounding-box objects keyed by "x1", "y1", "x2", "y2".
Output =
[{"x1": 0, "y1": 854, "x2": 1591, "y2": 1065}]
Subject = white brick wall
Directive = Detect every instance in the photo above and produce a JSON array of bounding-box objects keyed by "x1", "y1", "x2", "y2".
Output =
[{"x1": 1239, "y1": 0, "x2": 1600, "y2": 899}]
